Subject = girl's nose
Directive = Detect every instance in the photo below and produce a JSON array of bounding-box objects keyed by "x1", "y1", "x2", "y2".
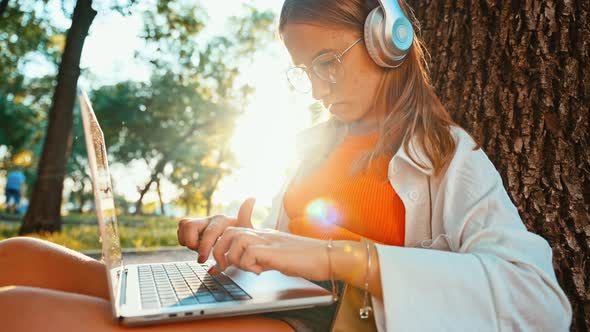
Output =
[{"x1": 310, "y1": 74, "x2": 331, "y2": 101}]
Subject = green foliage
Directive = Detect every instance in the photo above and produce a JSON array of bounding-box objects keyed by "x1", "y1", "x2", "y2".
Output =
[
  {"x1": 0, "y1": 1, "x2": 60, "y2": 96},
  {"x1": 141, "y1": 1, "x2": 207, "y2": 76},
  {"x1": 0, "y1": 2, "x2": 60, "y2": 168}
]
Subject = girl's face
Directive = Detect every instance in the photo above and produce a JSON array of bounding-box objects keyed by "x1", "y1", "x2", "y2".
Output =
[{"x1": 282, "y1": 23, "x2": 384, "y2": 132}]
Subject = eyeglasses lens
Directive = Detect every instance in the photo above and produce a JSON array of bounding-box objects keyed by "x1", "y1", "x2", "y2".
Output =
[
  {"x1": 286, "y1": 54, "x2": 344, "y2": 93},
  {"x1": 287, "y1": 67, "x2": 312, "y2": 93},
  {"x1": 312, "y1": 53, "x2": 343, "y2": 84}
]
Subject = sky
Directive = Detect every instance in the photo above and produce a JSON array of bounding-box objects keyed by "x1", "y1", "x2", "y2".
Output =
[{"x1": 73, "y1": 0, "x2": 318, "y2": 210}]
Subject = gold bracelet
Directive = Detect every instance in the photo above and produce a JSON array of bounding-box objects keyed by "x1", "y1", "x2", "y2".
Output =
[
  {"x1": 327, "y1": 239, "x2": 339, "y2": 302},
  {"x1": 360, "y1": 239, "x2": 373, "y2": 319}
]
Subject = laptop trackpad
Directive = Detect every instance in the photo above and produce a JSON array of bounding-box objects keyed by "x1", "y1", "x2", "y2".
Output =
[{"x1": 223, "y1": 266, "x2": 330, "y2": 301}]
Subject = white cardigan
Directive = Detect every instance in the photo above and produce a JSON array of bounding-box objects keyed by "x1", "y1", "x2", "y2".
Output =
[{"x1": 260, "y1": 122, "x2": 572, "y2": 331}]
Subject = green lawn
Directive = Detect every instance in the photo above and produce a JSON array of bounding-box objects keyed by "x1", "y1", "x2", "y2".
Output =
[{"x1": 0, "y1": 213, "x2": 181, "y2": 251}]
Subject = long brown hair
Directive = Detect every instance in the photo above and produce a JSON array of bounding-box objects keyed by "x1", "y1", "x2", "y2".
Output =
[{"x1": 280, "y1": 0, "x2": 477, "y2": 176}]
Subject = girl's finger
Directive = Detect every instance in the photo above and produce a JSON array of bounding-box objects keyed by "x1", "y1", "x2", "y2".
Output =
[
  {"x1": 224, "y1": 234, "x2": 252, "y2": 270},
  {"x1": 212, "y1": 226, "x2": 239, "y2": 268},
  {"x1": 236, "y1": 197, "x2": 256, "y2": 228},
  {"x1": 240, "y1": 244, "x2": 266, "y2": 274},
  {"x1": 177, "y1": 218, "x2": 208, "y2": 250},
  {"x1": 196, "y1": 215, "x2": 232, "y2": 262}
]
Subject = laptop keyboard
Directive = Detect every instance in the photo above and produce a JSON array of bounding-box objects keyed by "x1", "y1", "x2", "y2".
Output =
[{"x1": 138, "y1": 262, "x2": 251, "y2": 309}]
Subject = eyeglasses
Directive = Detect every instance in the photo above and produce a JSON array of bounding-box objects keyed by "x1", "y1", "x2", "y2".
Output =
[{"x1": 286, "y1": 38, "x2": 362, "y2": 94}]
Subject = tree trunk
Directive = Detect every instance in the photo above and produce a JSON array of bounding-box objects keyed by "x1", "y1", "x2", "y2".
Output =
[
  {"x1": 73, "y1": 180, "x2": 88, "y2": 213},
  {"x1": 156, "y1": 178, "x2": 165, "y2": 216},
  {"x1": 204, "y1": 147, "x2": 229, "y2": 216},
  {"x1": 0, "y1": 0, "x2": 9, "y2": 18},
  {"x1": 133, "y1": 178, "x2": 154, "y2": 215},
  {"x1": 406, "y1": 0, "x2": 589, "y2": 330},
  {"x1": 20, "y1": 0, "x2": 96, "y2": 234},
  {"x1": 203, "y1": 179, "x2": 220, "y2": 216},
  {"x1": 133, "y1": 158, "x2": 167, "y2": 215},
  {"x1": 204, "y1": 190, "x2": 213, "y2": 216}
]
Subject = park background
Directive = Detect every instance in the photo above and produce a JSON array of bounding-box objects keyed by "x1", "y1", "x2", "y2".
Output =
[{"x1": 0, "y1": 0, "x2": 588, "y2": 330}]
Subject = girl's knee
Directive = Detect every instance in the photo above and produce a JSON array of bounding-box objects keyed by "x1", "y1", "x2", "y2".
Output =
[
  {"x1": 0, "y1": 238, "x2": 73, "y2": 268},
  {"x1": 0, "y1": 237, "x2": 51, "y2": 256}
]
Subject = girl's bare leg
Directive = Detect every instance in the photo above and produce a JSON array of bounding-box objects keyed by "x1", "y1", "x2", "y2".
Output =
[
  {"x1": 0, "y1": 237, "x2": 110, "y2": 299},
  {"x1": 0, "y1": 286, "x2": 293, "y2": 332}
]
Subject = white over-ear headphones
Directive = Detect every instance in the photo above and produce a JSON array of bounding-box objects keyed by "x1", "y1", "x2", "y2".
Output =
[{"x1": 364, "y1": 0, "x2": 414, "y2": 68}]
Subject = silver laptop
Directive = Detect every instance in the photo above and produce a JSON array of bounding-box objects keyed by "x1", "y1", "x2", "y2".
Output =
[{"x1": 78, "y1": 91, "x2": 332, "y2": 325}]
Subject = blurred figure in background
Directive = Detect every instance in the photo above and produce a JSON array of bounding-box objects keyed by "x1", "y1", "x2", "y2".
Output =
[{"x1": 4, "y1": 167, "x2": 26, "y2": 214}]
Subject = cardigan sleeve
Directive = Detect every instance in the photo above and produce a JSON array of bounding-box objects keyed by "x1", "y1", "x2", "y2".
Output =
[{"x1": 371, "y1": 145, "x2": 572, "y2": 331}]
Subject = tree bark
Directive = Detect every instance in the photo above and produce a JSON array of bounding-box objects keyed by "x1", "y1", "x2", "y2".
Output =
[
  {"x1": 406, "y1": 0, "x2": 589, "y2": 330},
  {"x1": 20, "y1": 0, "x2": 96, "y2": 234}
]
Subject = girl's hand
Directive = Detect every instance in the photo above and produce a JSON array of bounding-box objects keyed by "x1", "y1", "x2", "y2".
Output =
[
  {"x1": 212, "y1": 227, "x2": 330, "y2": 281},
  {"x1": 177, "y1": 198, "x2": 256, "y2": 263}
]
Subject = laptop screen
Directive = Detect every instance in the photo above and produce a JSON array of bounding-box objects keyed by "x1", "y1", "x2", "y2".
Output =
[{"x1": 79, "y1": 91, "x2": 123, "y2": 274}]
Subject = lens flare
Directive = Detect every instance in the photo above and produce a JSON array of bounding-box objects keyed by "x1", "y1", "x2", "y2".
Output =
[{"x1": 305, "y1": 198, "x2": 341, "y2": 225}]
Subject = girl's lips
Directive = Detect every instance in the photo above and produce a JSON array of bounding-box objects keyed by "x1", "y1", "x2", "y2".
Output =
[
  {"x1": 325, "y1": 102, "x2": 342, "y2": 109},
  {"x1": 328, "y1": 103, "x2": 345, "y2": 113},
  {"x1": 322, "y1": 100, "x2": 341, "y2": 108}
]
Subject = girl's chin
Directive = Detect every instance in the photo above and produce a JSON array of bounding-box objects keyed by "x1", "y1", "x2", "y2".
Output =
[{"x1": 328, "y1": 103, "x2": 352, "y2": 122}]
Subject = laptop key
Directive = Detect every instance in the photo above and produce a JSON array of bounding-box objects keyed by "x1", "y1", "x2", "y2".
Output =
[
  {"x1": 159, "y1": 295, "x2": 177, "y2": 301},
  {"x1": 210, "y1": 292, "x2": 233, "y2": 302},
  {"x1": 141, "y1": 295, "x2": 159, "y2": 302},
  {"x1": 158, "y1": 289, "x2": 175, "y2": 294},
  {"x1": 141, "y1": 291, "x2": 158, "y2": 296},
  {"x1": 173, "y1": 285, "x2": 189, "y2": 290},
  {"x1": 196, "y1": 295, "x2": 216, "y2": 303}
]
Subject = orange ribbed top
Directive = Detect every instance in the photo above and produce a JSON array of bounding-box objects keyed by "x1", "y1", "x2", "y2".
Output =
[{"x1": 284, "y1": 131, "x2": 405, "y2": 246}]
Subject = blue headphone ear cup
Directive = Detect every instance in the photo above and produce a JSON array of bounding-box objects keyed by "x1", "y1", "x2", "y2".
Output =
[{"x1": 364, "y1": 5, "x2": 413, "y2": 68}]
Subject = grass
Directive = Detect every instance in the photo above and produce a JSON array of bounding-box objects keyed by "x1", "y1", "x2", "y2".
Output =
[{"x1": 0, "y1": 213, "x2": 181, "y2": 251}]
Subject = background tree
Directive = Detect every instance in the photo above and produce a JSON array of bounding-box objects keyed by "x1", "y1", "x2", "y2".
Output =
[
  {"x1": 1, "y1": 1, "x2": 64, "y2": 212},
  {"x1": 0, "y1": 1, "x2": 59, "y2": 169},
  {"x1": 406, "y1": 0, "x2": 589, "y2": 330},
  {"x1": 85, "y1": 3, "x2": 274, "y2": 215},
  {"x1": 89, "y1": 72, "x2": 238, "y2": 215},
  {"x1": 20, "y1": 0, "x2": 96, "y2": 234}
]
